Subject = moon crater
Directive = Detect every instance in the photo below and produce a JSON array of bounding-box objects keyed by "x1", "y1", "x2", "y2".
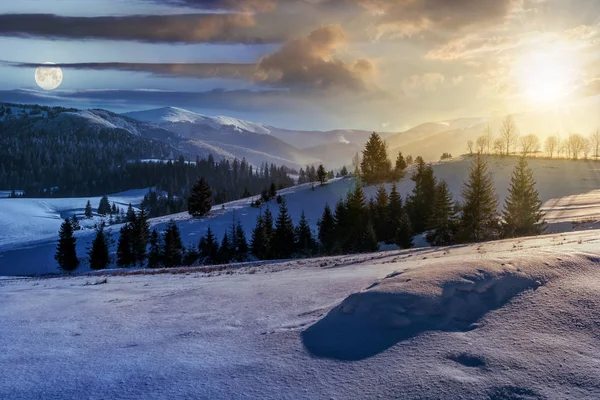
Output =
[{"x1": 35, "y1": 62, "x2": 63, "y2": 91}]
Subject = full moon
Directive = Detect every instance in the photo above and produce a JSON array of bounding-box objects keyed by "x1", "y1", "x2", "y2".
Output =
[{"x1": 35, "y1": 62, "x2": 63, "y2": 91}]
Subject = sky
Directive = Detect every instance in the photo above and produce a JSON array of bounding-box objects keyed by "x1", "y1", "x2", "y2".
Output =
[{"x1": 0, "y1": 0, "x2": 599, "y2": 131}]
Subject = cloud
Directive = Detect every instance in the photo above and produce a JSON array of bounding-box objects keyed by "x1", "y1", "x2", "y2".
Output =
[
  {"x1": 159, "y1": 0, "x2": 278, "y2": 12},
  {"x1": 255, "y1": 25, "x2": 375, "y2": 91},
  {"x1": 403, "y1": 73, "x2": 445, "y2": 92},
  {"x1": 1, "y1": 60, "x2": 256, "y2": 80},
  {"x1": 0, "y1": 13, "x2": 286, "y2": 44}
]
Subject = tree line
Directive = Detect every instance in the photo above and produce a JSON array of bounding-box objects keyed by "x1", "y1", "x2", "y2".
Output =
[{"x1": 466, "y1": 116, "x2": 600, "y2": 160}]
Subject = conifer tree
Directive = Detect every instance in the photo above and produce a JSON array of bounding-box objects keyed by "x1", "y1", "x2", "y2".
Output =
[
  {"x1": 147, "y1": 229, "x2": 162, "y2": 268},
  {"x1": 360, "y1": 223, "x2": 379, "y2": 253},
  {"x1": 188, "y1": 177, "x2": 213, "y2": 217},
  {"x1": 395, "y1": 151, "x2": 407, "y2": 173},
  {"x1": 317, "y1": 164, "x2": 327, "y2": 185},
  {"x1": 126, "y1": 204, "x2": 136, "y2": 223},
  {"x1": 318, "y1": 203, "x2": 337, "y2": 254},
  {"x1": 295, "y1": 211, "x2": 315, "y2": 255},
  {"x1": 373, "y1": 185, "x2": 389, "y2": 241},
  {"x1": 183, "y1": 245, "x2": 200, "y2": 266},
  {"x1": 502, "y1": 157, "x2": 546, "y2": 238},
  {"x1": 199, "y1": 226, "x2": 219, "y2": 264},
  {"x1": 386, "y1": 183, "x2": 403, "y2": 243},
  {"x1": 272, "y1": 199, "x2": 295, "y2": 259},
  {"x1": 395, "y1": 211, "x2": 414, "y2": 249},
  {"x1": 340, "y1": 166, "x2": 349, "y2": 177},
  {"x1": 98, "y1": 195, "x2": 111, "y2": 216},
  {"x1": 232, "y1": 219, "x2": 249, "y2": 262},
  {"x1": 71, "y1": 214, "x2": 81, "y2": 231},
  {"x1": 309, "y1": 165, "x2": 317, "y2": 182},
  {"x1": 361, "y1": 132, "x2": 392, "y2": 184},
  {"x1": 162, "y1": 220, "x2": 183, "y2": 268},
  {"x1": 426, "y1": 181, "x2": 457, "y2": 246},
  {"x1": 459, "y1": 154, "x2": 499, "y2": 242},
  {"x1": 343, "y1": 183, "x2": 368, "y2": 252},
  {"x1": 131, "y1": 204, "x2": 150, "y2": 265},
  {"x1": 218, "y1": 233, "x2": 233, "y2": 264},
  {"x1": 111, "y1": 203, "x2": 118, "y2": 215},
  {"x1": 298, "y1": 168, "x2": 307, "y2": 184},
  {"x1": 55, "y1": 218, "x2": 79, "y2": 272},
  {"x1": 88, "y1": 225, "x2": 110, "y2": 270},
  {"x1": 333, "y1": 199, "x2": 348, "y2": 250},
  {"x1": 251, "y1": 213, "x2": 268, "y2": 259},
  {"x1": 269, "y1": 182, "x2": 277, "y2": 199},
  {"x1": 117, "y1": 224, "x2": 135, "y2": 267},
  {"x1": 84, "y1": 200, "x2": 93, "y2": 219},
  {"x1": 263, "y1": 208, "x2": 275, "y2": 258},
  {"x1": 406, "y1": 157, "x2": 437, "y2": 233}
]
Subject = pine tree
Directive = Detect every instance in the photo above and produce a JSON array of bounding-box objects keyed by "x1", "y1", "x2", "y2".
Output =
[
  {"x1": 117, "y1": 224, "x2": 135, "y2": 267},
  {"x1": 218, "y1": 233, "x2": 233, "y2": 264},
  {"x1": 71, "y1": 214, "x2": 81, "y2": 231},
  {"x1": 233, "y1": 219, "x2": 249, "y2": 262},
  {"x1": 318, "y1": 203, "x2": 337, "y2": 254},
  {"x1": 131, "y1": 204, "x2": 150, "y2": 265},
  {"x1": 263, "y1": 208, "x2": 275, "y2": 259},
  {"x1": 88, "y1": 225, "x2": 110, "y2": 270},
  {"x1": 502, "y1": 157, "x2": 546, "y2": 238},
  {"x1": 162, "y1": 220, "x2": 183, "y2": 268},
  {"x1": 298, "y1": 168, "x2": 307, "y2": 184},
  {"x1": 183, "y1": 245, "x2": 200, "y2": 266},
  {"x1": 406, "y1": 157, "x2": 437, "y2": 233},
  {"x1": 359, "y1": 223, "x2": 379, "y2": 253},
  {"x1": 395, "y1": 211, "x2": 414, "y2": 249},
  {"x1": 344, "y1": 183, "x2": 368, "y2": 252},
  {"x1": 272, "y1": 199, "x2": 295, "y2": 259},
  {"x1": 373, "y1": 185, "x2": 389, "y2": 242},
  {"x1": 126, "y1": 204, "x2": 136, "y2": 223},
  {"x1": 55, "y1": 218, "x2": 79, "y2": 272},
  {"x1": 459, "y1": 154, "x2": 499, "y2": 242},
  {"x1": 199, "y1": 226, "x2": 219, "y2": 264},
  {"x1": 317, "y1": 164, "x2": 327, "y2": 186},
  {"x1": 111, "y1": 203, "x2": 118, "y2": 215},
  {"x1": 147, "y1": 229, "x2": 162, "y2": 268},
  {"x1": 295, "y1": 211, "x2": 315, "y2": 255},
  {"x1": 98, "y1": 195, "x2": 111, "y2": 216},
  {"x1": 269, "y1": 182, "x2": 277, "y2": 199},
  {"x1": 361, "y1": 132, "x2": 392, "y2": 184},
  {"x1": 386, "y1": 183, "x2": 403, "y2": 243},
  {"x1": 340, "y1": 165, "x2": 349, "y2": 177},
  {"x1": 188, "y1": 177, "x2": 213, "y2": 217},
  {"x1": 395, "y1": 151, "x2": 407, "y2": 173},
  {"x1": 84, "y1": 200, "x2": 93, "y2": 219},
  {"x1": 426, "y1": 181, "x2": 457, "y2": 246},
  {"x1": 333, "y1": 199, "x2": 348, "y2": 251},
  {"x1": 251, "y1": 213, "x2": 268, "y2": 260}
]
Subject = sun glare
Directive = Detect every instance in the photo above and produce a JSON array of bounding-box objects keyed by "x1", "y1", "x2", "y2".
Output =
[{"x1": 516, "y1": 46, "x2": 577, "y2": 104}]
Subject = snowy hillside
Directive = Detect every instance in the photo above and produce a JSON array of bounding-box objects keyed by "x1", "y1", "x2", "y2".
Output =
[
  {"x1": 2, "y1": 228, "x2": 600, "y2": 398},
  {"x1": 2, "y1": 156, "x2": 600, "y2": 276}
]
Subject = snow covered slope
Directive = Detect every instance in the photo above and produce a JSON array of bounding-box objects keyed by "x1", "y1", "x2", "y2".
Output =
[
  {"x1": 2, "y1": 156, "x2": 600, "y2": 276},
  {"x1": 1, "y1": 229, "x2": 600, "y2": 398}
]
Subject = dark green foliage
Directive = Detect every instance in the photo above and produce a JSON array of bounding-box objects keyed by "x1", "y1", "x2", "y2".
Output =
[
  {"x1": 339, "y1": 183, "x2": 371, "y2": 253},
  {"x1": 84, "y1": 200, "x2": 93, "y2": 218},
  {"x1": 232, "y1": 218, "x2": 249, "y2": 262},
  {"x1": 360, "y1": 223, "x2": 380, "y2": 253},
  {"x1": 199, "y1": 226, "x2": 219, "y2": 264},
  {"x1": 502, "y1": 157, "x2": 546, "y2": 238},
  {"x1": 269, "y1": 183, "x2": 277, "y2": 199},
  {"x1": 458, "y1": 154, "x2": 499, "y2": 243},
  {"x1": 406, "y1": 157, "x2": 437, "y2": 233},
  {"x1": 426, "y1": 181, "x2": 458, "y2": 246},
  {"x1": 111, "y1": 203, "x2": 118, "y2": 215},
  {"x1": 162, "y1": 220, "x2": 184, "y2": 268},
  {"x1": 218, "y1": 233, "x2": 233, "y2": 264},
  {"x1": 317, "y1": 203, "x2": 337, "y2": 254},
  {"x1": 55, "y1": 218, "x2": 79, "y2": 272},
  {"x1": 117, "y1": 224, "x2": 135, "y2": 267},
  {"x1": 147, "y1": 229, "x2": 162, "y2": 268},
  {"x1": 360, "y1": 132, "x2": 392, "y2": 184},
  {"x1": 131, "y1": 204, "x2": 150, "y2": 265},
  {"x1": 295, "y1": 211, "x2": 316, "y2": 255},
  {"x1": 395, "y1": 151, "x2": 407, "y2": 172},
  {"x1": 373, "y1": 185, "x2": 389, "y2": 242},
  {"x1": 251, "y1": 213, "x2": 269, "y2": 260},
  {"x1": 88, "y1": 225, "x2": 110, "y2": 270},
  {"x1": 317, "y1": 165, "x2": 327, "y2": 185},
  {"x1": 98, "y1": 195, "x2": 111, "y2": 216},
  {"x1": 71, "y1": 214, "x2": 81, "y2": 231},
  {"x1": 126, "y1": 204, "x2": 136, "y2": 223},
  {"x1": 272, "y1": 199, "x2": 296, "y2": 259},
  {"x1": 183, "y1": 245, "x2": 200, "y2": 266},
  {"x1": 395, "y1": 212, "x2": 414, "y2": 249},
  {"x1": 188, "y1": 177, "x2": 213, "y2": 217},
  {"x1": 340, "y1": 166, "x2": 348, "y2": 177},
  {"x1": 406, "y1": 155, "x2": 413, "y2": 165}
]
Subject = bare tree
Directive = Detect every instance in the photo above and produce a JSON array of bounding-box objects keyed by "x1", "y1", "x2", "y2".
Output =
[
  {"x1": 467, "y1": 140, "x2": 474, "y2": 155},
  {"x1": 476, "y1": 135, "x2": 487, "y2": 153},
  {"x1": 590, "y1": 130, "x2": 600, "y2": 160},
  {"x1": 544, "y1": 136, "x2": 559, "y2": 158},
  {"x1": 583, "y1": 138, "x2": 592, "y2": 160},
  {"x1": 485, "y1": 125, "x2": 493, "y2": 154},
  {"x1": 519, "y1": 134, "x2": 541, "y2": 156},
  {"x1": 500, "y1": 116, "x2": 518, "y2": 156},
  {"x1": 493, "y1": 138, "x2": 504, "y2": 155},
  {"x1": 568, "y1": 133, "x2": 587, "y2": 160}
]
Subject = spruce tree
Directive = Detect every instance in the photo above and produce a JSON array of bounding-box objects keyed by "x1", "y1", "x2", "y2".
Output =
[
  {"x1": 218, "y1": 233, "x2": 233, "y2": 264},
  {"x1": 373, "y1": 185, "x2": 389, "y2": 242},
  {"x1": 55, "y1": 218, "x2": 79, "y2": 272},
  {"x1": 502, "y1": 157, "x2": 546, "y2": 238},
  {"x1": 71, "y1": 214, "x2": 81, "y2": 231},
  {"x1": 459, "y1": 154, "x2": 499, "y2": 242},
  {"x1": 117, "y1": 224, "x2": 135, "y2": 267},
  {"x1": 199, "y1": 226, "x2": 219, "y2": 264},
  {"x1": 269, "y1": 183, "x2": 277, "y2": 199},
  {"x1": 88, "y1": 225, "x2": 110, "y2": 270},
  {"x1": 395, "y1": 151, "x2": 407, "y2": 173},
  {"x1": 386, "y1": 183, "x2": 403, "y2": 243},
  {"x1": 251, "y1": 213, "x2": 268, "y2": 260},
  {"x1": 333, "y1": 199, "x2": 349, "y2": 251},
  {"x1": 318, "y1": 203, "x2": 336, "y2": 254},
  {"x1": 395, "y1": 211, "x2": 414, "y2": 249},
  {"x1": 361, "y1": 132, "x2": 392, "y2": 184},
  {"x1": 317, "y1": 165, "x2": 327, "y2": 186},
  {"x1": 147, "y1": 229, "x2": 162, "y2": 268},
  {"x1": 84, "y1": 200, "x2": 93, "y2": 219},
  {"x1": 131, "y1": 204, "x2": 150, "y2": 265},
  {"x1": 340, "y1": 165, "x2": 348, "y2": 177},
  {"x1": 426, "y1": 180, "x2": 457, "y2": 246},
  {"x1": 183, "y1": 245, "x2": 200, "y2": 266},
  {"x1": 111, "y1": 203, "x2": 118, "y2": 215},
  {"x1": 344, "y1": 183, "x2": 368, "y2": 252},
  {"x1": 295, "y1": 211, "x2": 315, "y2": 255},
  {"x1": 98, "y1": 195, "x2": 111, "y2": 216},
  {"x1": 359, "y1": 223, "x2": 379, "y2": 253},
  {"x1": 272, "y1": 199, "x2": 295, "y2": 259},
  {"x1": 233, "y1": 219, "x2": 249, "y2": 262},
  {"x1": 188, "y1": 177, "x2": 213, "y2": 217},
  {"x1": 162, "y1": 220, "x2": 183, "y2": 268},
  {"x1": 126, "y1": 204, "x2": 136, "y2": 223},
  {"x1": 263, "y1": 208, "x2": 275, "y2": 259},
  {"x1": 406, "y1": 157, "x2": 437, "y2": 233}
]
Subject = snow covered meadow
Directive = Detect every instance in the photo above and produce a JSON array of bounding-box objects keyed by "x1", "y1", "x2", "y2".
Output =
[
  {"x1": 1, "y1": 229, "x2": 600, "y2": 399},
  {"x1": 2, "y1": 156, "x2": 600, "y2": 276}
]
